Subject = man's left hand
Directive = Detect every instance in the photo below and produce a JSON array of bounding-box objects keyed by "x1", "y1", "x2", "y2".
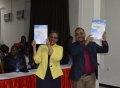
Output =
[{"x1": 102, "y1": 32, "x2": 107, "y2": 41}]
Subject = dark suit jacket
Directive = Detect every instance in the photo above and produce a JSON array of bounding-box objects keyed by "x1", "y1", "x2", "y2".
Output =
[
  {"x1": 21, "y1": 54, "x2": 35, "y2": 69},
  {"x1": 70, "y1": 41, "x2": 109, "y2": 82}
]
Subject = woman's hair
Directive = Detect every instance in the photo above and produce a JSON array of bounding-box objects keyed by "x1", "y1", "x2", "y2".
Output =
[
  {"x1": 0, "y1": 44, "x2": 6, "y2": 50},
  {"x1": 49, "y1": 30, "x2": 59, "y2": 38},
  {"x1": 20, "y1": 35, "x2": 26, "y2": 42}
]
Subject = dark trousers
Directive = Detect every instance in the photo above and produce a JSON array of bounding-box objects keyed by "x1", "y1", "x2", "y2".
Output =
[{"x1": 36, "y1": 76, "x2": 61, "y2": 88}]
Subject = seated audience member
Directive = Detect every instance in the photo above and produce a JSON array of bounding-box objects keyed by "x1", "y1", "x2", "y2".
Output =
[
  {"x1": 14, "y1": 36, "x2": 30, "y2": 53},
  {"x1": 61, "y1": 36, "x2": 73, "y2": 64},
  {"x1": 0, "y1": 45, "x2": 10, "y2": 73},
  {"x1": 0, "y1": 45, "x2": 10, "y2": 62},
  {"x1": 4, "y1": 46, "x2": 10, "y2": 56},
  {"x1": 21, "y1": 46, "x2": 35, "y2": 69},
  {"x1": 4, "y1": 45, "x2": 26, "y2": 73},
  {"x1": 0, "y1": 44, "x2": 6, "y2": 59}
]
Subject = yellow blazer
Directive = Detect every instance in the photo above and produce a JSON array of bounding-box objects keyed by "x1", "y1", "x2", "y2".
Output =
[{"x1": 34, "y1": 44, "x2": 63, "y2": 79}]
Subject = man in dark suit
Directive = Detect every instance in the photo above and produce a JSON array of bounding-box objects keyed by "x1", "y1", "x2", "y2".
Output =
[
  {"x1": 21, "y1": 46, "x2": 35, "y2": 70},
  {"x1": 70, "y1": 27, "x2": 109, "y2": 88}
]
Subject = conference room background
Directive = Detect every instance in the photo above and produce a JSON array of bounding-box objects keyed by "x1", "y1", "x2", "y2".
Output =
[{"x1": 0, "y1": 0, "x2": 119, "y2": 87}]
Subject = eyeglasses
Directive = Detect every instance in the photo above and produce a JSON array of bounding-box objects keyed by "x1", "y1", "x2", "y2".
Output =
[
  {"x1": 49, "y1": 36, "x2": 58, "y2": 39},
  {"x1": 75, "y1": 32, "x2": 85, "y2": 36}
]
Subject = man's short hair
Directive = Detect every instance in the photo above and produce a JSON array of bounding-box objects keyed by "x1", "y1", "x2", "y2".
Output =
[{"x1": 75, "y1": 27, "x2": 85, "y2": 33}]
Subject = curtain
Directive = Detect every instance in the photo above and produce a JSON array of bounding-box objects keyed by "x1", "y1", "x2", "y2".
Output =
[{"x1": 29, "y1": 0, "x2": 70, "y2": 46}]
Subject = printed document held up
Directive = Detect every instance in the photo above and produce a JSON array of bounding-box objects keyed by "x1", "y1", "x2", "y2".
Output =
[
  {"x1": 34, "y1": 25, "x2": 48, "y2": 44},
  {"x1": 90, "y1": 19, "x2": 106, "y2": 40}
]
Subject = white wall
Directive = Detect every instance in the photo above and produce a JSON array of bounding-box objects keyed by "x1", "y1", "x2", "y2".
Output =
[
  {"x1": 0, "y1": 0, "x2": 30, "y2": 49},
  {"x1": 79, "y1": 0, "x2": 94, "y2": 35},
  {"x1": 69, "y1": 0, "x2": 94, "y2": 40},
  {"x1": 99, "y1": 0, "x2": 120, "y2": 87},
  {"x1": 69, "y1": 0, "x2": 79, "y2": 42}
]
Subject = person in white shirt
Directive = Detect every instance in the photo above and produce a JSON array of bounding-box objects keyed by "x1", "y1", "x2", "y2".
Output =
[{"x1": 21, "y1": 46, "x2": 34, "y2": 70}]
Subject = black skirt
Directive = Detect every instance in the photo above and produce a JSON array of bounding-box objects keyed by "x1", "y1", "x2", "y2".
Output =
[{"x1": 36, "y1": 56, "x2": 61, "y2": 88}]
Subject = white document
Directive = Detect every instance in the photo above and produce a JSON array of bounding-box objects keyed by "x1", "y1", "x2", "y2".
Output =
[
  {"x1": 90, "y1": 19, "x2": 106, "y2": 40},
  {"x1": 34, "y1": 25, "x2": 48, "y2": 44}
]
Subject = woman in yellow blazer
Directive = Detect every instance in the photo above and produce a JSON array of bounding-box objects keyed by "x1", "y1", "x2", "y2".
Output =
[{"x1": 32, "y1": 30, "x2": 63, "y2": 88}]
